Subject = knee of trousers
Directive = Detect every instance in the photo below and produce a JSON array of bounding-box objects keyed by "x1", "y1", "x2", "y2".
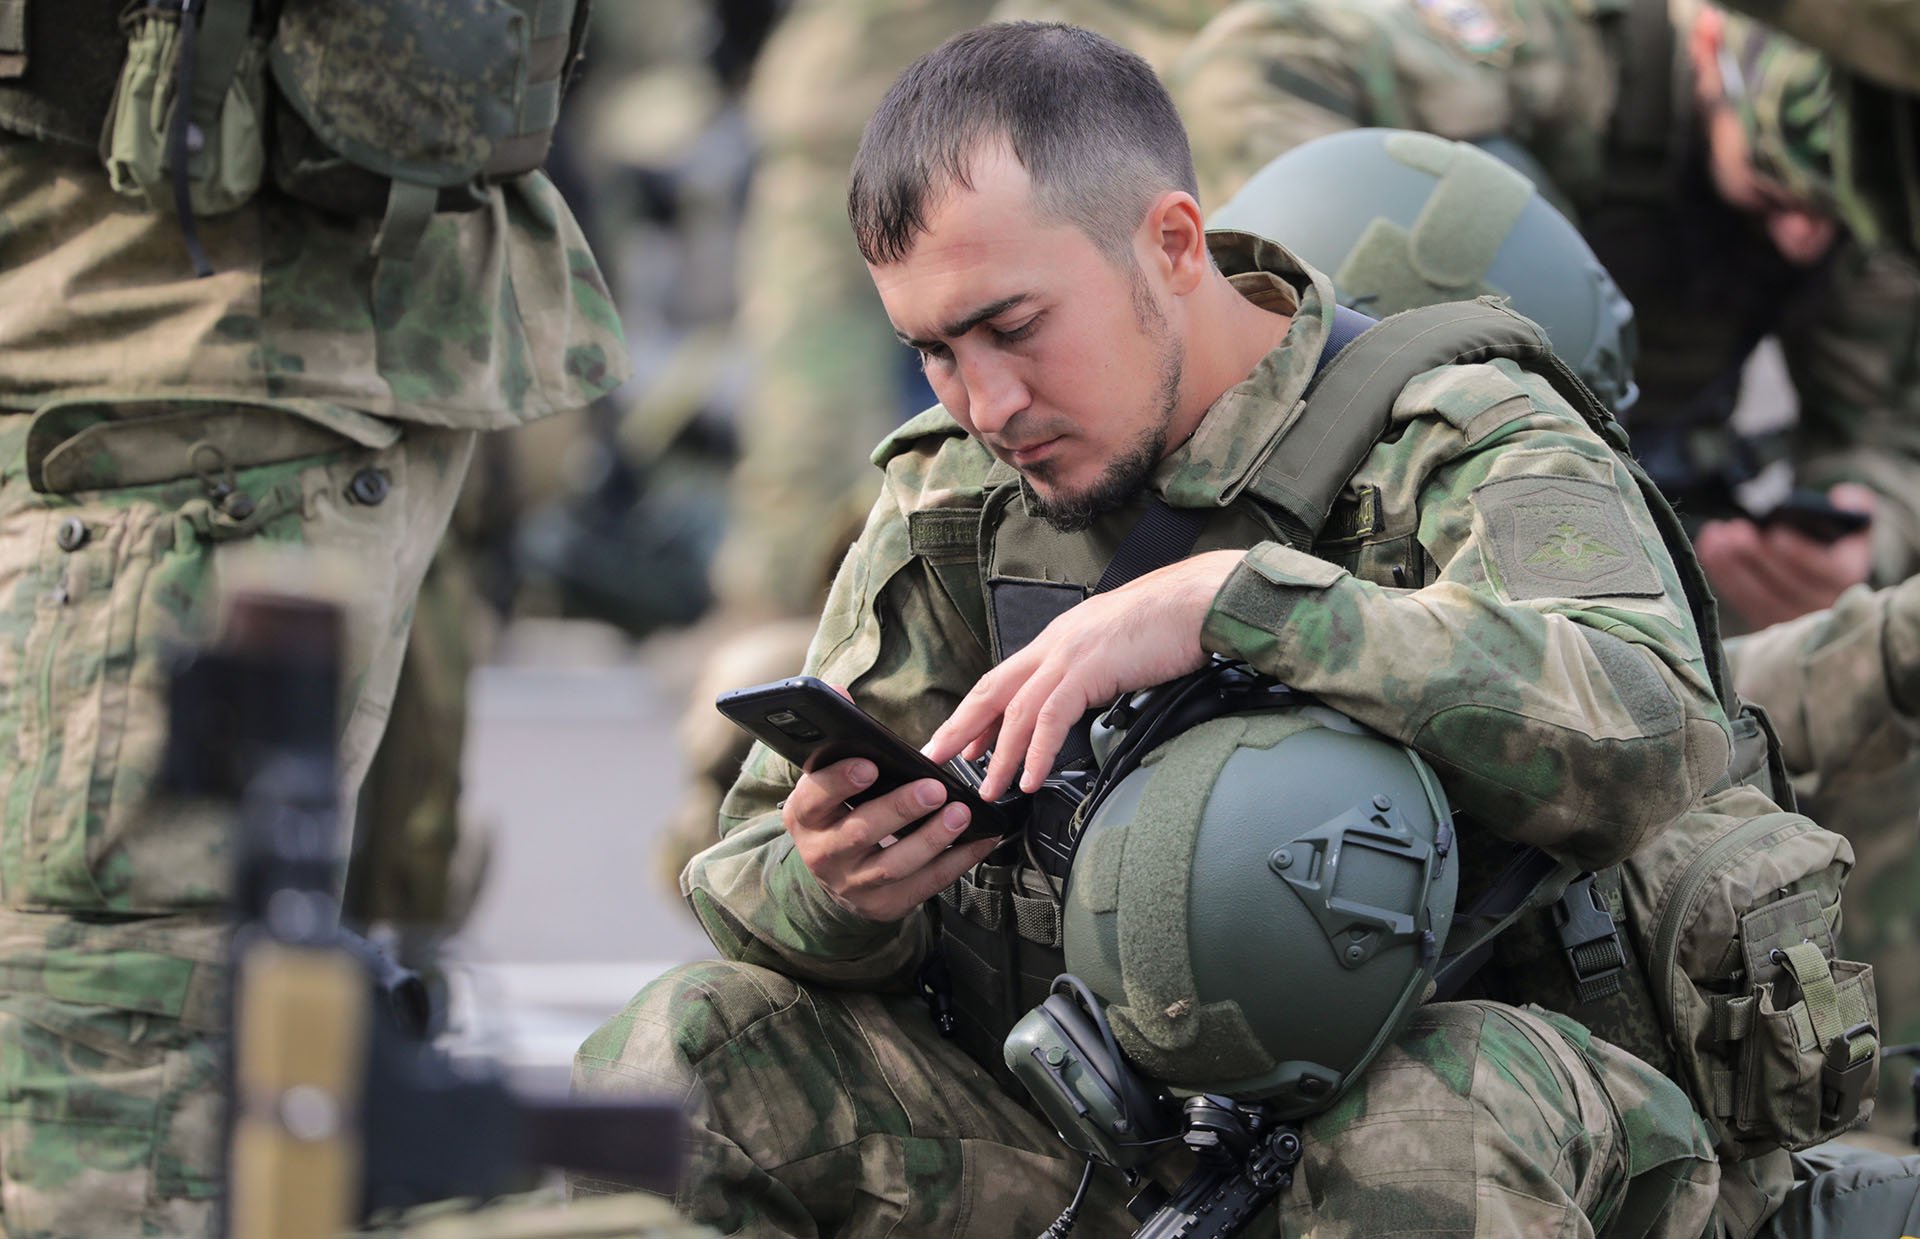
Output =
[{"x1": 573, "y1": 959, "x2": 802, "y2": 1100}]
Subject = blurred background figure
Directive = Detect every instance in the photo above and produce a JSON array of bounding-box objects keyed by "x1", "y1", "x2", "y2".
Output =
[{"x1": 1171, "y1": 0, "x2": 1916, "y2": 636}]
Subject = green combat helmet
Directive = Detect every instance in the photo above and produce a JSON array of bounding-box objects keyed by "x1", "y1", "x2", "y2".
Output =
[
  {"x1": 1053, "y1": 684, "x2": 1459, "y2": 1122},
  {"x1": 1208, "y1": 128, "x2": 1640, "y2": 413}
]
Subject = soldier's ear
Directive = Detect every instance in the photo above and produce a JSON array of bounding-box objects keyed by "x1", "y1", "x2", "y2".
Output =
[{"x1": 1143, "y1": 191, "x2": 1208, "y2": 295}]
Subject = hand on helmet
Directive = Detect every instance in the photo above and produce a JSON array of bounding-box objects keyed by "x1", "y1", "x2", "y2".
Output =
[
  {"x1": 925, "y1": 550, "x2": 1242, "y2": 800},
  {"x1": 783, "y1": 758, "x2": 1001, "y2": 922}
]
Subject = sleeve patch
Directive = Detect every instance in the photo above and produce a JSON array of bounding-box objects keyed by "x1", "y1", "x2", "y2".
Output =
[{"x1": 1474, "y1": 474, "x2": 1663, "y2": 600}]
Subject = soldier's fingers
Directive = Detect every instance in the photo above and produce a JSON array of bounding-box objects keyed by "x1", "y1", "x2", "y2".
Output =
[
  {"x1": 926, "y1": 662, "x2": 1020, "y2": 763},
  {"x1": 783, "y1": 759, "x2": 880, "y2": 831},
  {"x1": 847, "y1": 801, "x2": 975, "y2": 890},
  {"x1": 836, "y1": 778, "x2": 955, "y2": 852},
  {"x1": 887, "y1": 833, "x2": 1003, "y2": 919},
  {"x1": 981, "y1": 661, "x2": 1069, "y2": 800},
  {"x1": 1019, "y1": 674, "x2": 1095, "y2": 793}
]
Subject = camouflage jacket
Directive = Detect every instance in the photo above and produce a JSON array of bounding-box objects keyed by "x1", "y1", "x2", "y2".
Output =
[
  {"x1": 1729, "y1": 576, "x2": 1920, "y2": 791},
  {"x1": 684, "y1": 234, "x2": 1732, "y2": 990},
  {"x1": 1168, "y1": 0, "x2": 1920, "y2": 588}
]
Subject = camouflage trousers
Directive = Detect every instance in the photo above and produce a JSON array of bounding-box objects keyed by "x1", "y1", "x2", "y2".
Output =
[
  {"x1": 0, "y1": 404, "x2": 475, "y2": 1237},
  {"x1": 571, "y1": 960, "x2": 1722, "y2": 1238}
]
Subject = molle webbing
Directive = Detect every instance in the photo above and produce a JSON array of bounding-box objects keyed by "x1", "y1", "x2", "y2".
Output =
[{"x1": 483, "y1": 0, "x2": 575, "y2": 179}]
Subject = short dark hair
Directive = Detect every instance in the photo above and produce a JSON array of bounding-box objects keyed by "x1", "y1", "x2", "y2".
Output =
[{"x1": 847, "y1": 22, "x2": 1199, "y2": 267}]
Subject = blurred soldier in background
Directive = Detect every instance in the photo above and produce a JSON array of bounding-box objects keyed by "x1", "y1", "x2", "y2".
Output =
[
  {"x1": 1172, "y1": 8, "x2": 1920, "y2": 1136},
  {"x1": 663, "y1": 0, "x2": 997, "y2": 889},
  {"x1": 1170, "y1": 0, "x2": 1918, "y2": 635},
  {"x1": 0, "y1": 4, "x2": 625, "y2": 1234},
  {"x1": 1730, "y1": 575, "x2": 1920, "y2": 1140}
]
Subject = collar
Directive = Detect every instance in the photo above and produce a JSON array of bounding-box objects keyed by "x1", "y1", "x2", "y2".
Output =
[{"x1": 1149, "y1": 230, "x2": 1338, "y2": 509}]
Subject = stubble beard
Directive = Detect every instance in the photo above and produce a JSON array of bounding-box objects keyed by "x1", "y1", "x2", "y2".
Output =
[{"x1": 1023, "y1": 290, "x2": 1186, "y2": 534}]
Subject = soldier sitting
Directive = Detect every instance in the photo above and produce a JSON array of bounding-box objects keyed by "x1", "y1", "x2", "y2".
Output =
[{"x1": 574, "y1": 22, "x2": 1741, "y2": 1236}]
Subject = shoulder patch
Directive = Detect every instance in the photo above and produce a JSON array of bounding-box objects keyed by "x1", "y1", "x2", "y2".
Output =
[
  {"x1": 1413, "y1": 0, "x2": 1515, "y2": 61},
  {"x1": 1473, "y1": 474, "x2": 1663, "y2": 600},
  {"x1": 872, "y1": 405, "x2": 966, "y2": 467}
]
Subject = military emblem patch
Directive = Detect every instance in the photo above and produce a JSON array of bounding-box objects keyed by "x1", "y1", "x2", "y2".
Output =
[
  {"x1": 1474, "y1": 474, "x2": 1663, "y2": 600},
  {"x1": 1413, "y1": 0, "x2": 1514, "y2": 59}
]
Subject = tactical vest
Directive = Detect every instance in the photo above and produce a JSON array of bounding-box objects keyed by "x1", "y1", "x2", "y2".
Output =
[
  {"x1": 0, "y1": 0, "x2": 586, "y2": 268},
  {"x1": 925, "y1": 296, "x2": 1627, "y2": 1080}
]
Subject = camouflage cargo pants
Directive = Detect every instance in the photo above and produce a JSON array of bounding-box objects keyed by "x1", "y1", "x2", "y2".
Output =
[
  {"x1": 0, "y1": 403, "x2": 474, "y2": 1237},
  {"x1": 572, "y1": 960, "x2": 1721, "y2": 1237}
]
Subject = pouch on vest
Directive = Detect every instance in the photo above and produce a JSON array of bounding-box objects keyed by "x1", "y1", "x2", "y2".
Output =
[
  {"x1": 99, "y1": 0, "x2": 268, "y2": 219},
  {"x1": 267, "y1": 0, "x2": 582, "y2": 259},
  {"x1": 1497, "y1": 784, "x2": 1877, "y2": 1159}
]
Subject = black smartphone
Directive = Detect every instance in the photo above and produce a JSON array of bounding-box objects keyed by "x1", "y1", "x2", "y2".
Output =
[
  {"x1": 1754, "y1": 488, "x2": 1872, "y2": 543},
  {"x1": 715, "y1": 675, "x2": 1013, "y2": 843}
]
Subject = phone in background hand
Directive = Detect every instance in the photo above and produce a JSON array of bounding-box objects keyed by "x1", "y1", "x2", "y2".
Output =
[
  {"x1": 1754, "y1": 488, "x2": 1873, "y2": 544},
  {"x1": 715, "y1": 676, "x2": 1013, "y2": 844}
]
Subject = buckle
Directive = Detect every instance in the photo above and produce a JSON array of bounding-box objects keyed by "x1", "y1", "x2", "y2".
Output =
[
  {"x1": 1821, "y1": 1020, "x2": 1877, "y2": 1126},
  {"x1": 1554, "y1": 874, "x2": 1625, "y2": 1003}
]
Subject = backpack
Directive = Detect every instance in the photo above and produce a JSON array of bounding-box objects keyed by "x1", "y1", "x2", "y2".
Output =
[
  {"x1": 97, "y1": 0, "x2": 588, "y2": 273},
  {"x1": 1297, "y1": 299, "x2": 1879, "y2": 1158}
]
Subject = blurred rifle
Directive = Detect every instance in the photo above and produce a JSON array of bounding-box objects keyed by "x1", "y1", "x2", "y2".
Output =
[{"x1": 163, "y1": 588, "x2": 682, "y2": 1239}]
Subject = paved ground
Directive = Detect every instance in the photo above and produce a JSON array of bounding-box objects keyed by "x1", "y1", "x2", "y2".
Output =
[{"x1": 441, "y1": 621, "x2": 724, "y2": 1092}]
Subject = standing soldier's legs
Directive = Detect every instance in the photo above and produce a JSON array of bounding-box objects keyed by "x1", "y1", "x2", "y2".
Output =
[
  {"x1": 574, "y1": 963, "x2": 1719, "y2": 1239},
  {"x1": 0, "y1": 410, "x2": 474, "y2": 1237}
]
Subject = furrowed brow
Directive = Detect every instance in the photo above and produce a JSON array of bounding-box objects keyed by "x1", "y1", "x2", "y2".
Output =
[{"x1": 895, "y1": 293, "x2": 1033, "y2": 349}]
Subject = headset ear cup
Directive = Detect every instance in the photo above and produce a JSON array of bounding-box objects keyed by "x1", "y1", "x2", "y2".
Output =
[{"x1": 1038, "y1": 991, "x2": 1165, "y2": 1136}]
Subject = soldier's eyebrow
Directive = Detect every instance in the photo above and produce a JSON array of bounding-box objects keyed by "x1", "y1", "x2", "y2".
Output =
[{"x1": 896, "y1": 293, "x2": 1034, "y2": 349}]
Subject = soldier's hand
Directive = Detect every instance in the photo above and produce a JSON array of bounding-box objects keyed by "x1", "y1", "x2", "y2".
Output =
[
  {"x1": 926, "y1": 550, "x2": 1241, "y2": 800},
  {"x1": 782, "y1": 758, "x2": 1000, "y2": 922},
  {"x1": 1697, "y1": 485, "x2": 1876, "y2": 628}
]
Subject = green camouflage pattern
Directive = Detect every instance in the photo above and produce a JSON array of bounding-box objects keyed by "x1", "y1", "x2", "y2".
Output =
[
  {"x1": 1717, "y1": 9, "x2": 1838, "y2": 217},
  {"x1": 270, "y1": 0, "x2": 526, "y2": 182},
  {"x1": 0, "y1": 42, "x2": 618, "y2": 1226},
  {"x1": 0, "y1": 135, "x2": 626, "y2": 429},
  {"x1": 574, "y1": 961, "x2": 1720, "y2": 1237},
  {"x1": 1167, "y1": 0, "x2": 1920, "y2": 590},
  {"x1": 1728, "y1": 577, "x2": 1920, "y2": 1135},
  {"x1": 0, "y1": 413, "x2": 473, "y2": 1235},
  {"x1": 985, "y1": 0, "x2": 1233, "y2": 71},
  {"x1": 683, "y1": 234, "x2": 1730, "y2": 995},
  {"x1": 611, "y1": 238, "x2": 1735, "y2": 1232},
  {"x1": 1712, "y1": 0, "x2": 1920, "y2": 93}
]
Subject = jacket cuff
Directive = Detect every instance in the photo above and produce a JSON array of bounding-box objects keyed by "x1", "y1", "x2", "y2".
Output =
[
  {"x1": 767, "y1": 839, "x2": 899, "y2": 956},
  {"x1": 1200, "y1": 542, "x2": 1350, "y2": 662}
]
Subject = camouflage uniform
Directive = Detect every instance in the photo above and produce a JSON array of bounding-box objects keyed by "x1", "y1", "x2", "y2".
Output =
[
  {"x1": 1168, "y1": 0, "x2": 1920, "y2": 599},
  {"x1": 0, "y1": 11, "x2": 626, "y2": 1233},
  {"x1": 1728, "y1": 576, "x2": 1920, "y2": 1133},
  {"x1": 578, "y1": 236, "x2": 1731, "y2": 1236}
]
